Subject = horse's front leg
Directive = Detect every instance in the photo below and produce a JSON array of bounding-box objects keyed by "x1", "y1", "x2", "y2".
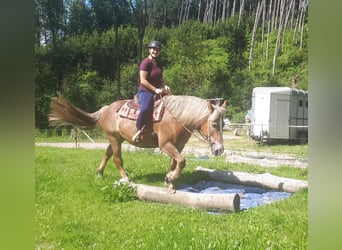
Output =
[
  {"x1": 168, "y1": 158, "x2": 177, "y2": 172},
  {"x1": 96, "y1": 144, "x2": 113, "y2": 177},
  {"x1": 161, "y1": 142, "x2": 186, "y2": 192}
]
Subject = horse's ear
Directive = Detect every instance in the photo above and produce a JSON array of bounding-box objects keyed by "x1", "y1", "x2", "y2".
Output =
[
  {"x1": 221, "y1": 100, "x2": 227, "y2": 109},
  {"x1": 207, "y1": 101, "x2": 214, "y2": 112}
]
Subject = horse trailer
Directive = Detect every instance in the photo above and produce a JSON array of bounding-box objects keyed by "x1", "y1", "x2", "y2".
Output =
[{"x1": 249, "y1": 87, "x2": 308, "y2": 143}]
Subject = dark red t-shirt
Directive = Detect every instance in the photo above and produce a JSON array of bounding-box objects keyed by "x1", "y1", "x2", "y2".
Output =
[{"x1": 139, "y1": 58, "x2": 163, "y2": 91}]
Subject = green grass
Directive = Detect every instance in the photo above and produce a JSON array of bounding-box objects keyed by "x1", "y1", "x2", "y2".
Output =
[{"x1": 35, "y1": 146, "x2": 307, "y2": 249}]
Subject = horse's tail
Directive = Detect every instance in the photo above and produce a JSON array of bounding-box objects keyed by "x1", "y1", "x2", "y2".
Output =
[{"x1": 48, "y1": 97, "x2": 106, "y2": 129}]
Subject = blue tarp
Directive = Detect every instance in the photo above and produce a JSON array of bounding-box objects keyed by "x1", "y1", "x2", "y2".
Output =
[{"x1": 179, "y1": 180, "x2": 291, "y2": 211}]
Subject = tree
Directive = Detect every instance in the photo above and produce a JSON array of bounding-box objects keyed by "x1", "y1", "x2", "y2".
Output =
[
  {"x1": 248, "y1": 0, "x2": 264, "y2": 70},
  {"x1": 34, "y1": 0, "x2": 308, "y2": 128},
  {"x1": 68, "y1": 0, "x2": 93, "y2": 36},
  {"x1": 128, "y1": 0, "x2": 148, "y2": 67},
  {"x1": 225, "y1": 23, "x2": 248, "y2": 72},
  {"x1": 35, "y1": 0, "x2": 66, "y2": 47}
]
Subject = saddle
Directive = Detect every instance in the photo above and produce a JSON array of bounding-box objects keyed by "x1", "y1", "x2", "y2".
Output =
[{"x1": 117, "y1": 94, "x2": 165, "y2": 121}]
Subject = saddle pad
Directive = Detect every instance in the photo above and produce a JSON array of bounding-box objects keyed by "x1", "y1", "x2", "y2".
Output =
[{"x1": 117, "y1": 98, "x2": 165, "y2": 122}]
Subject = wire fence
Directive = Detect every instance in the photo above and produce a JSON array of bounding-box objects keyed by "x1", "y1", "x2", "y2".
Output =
[{"x1": 35, "y1": 127, "x2": 107, "y2": 142}]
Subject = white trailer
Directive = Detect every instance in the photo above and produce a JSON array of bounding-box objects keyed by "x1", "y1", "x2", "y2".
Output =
[{"x1": 250, "y1": 87, "x2": 308, "y2": 143}]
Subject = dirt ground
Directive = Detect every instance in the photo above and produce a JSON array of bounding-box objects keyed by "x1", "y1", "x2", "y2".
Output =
[{"x1": 36, "y1": 133, "x2": 308, "y2": 169}]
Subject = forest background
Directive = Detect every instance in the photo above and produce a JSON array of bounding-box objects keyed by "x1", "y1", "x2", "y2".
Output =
[{"x1": 35, "y1": 0, "x2": 308, "y2": 128}]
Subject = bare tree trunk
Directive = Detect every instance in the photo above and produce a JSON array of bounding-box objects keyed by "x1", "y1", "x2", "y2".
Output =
[
  {"x1": 281, "y1": 0, "x2": 295, "y2": 51},
  {"x1": 289, "y1": 0, "x2": 296, "y2": 29},
  {"x1": 203, "y1": 0, "x2": 209, "y2": 23},
  {"x1": 187, "y1": 0, "x2": 191, "y2": 22},
  {"x1": 113, "y1": 8, "x2": 121, "y2": 98},
  {"x1": 231, "y1": 0, "x2": 236, "y2": 17},
  {"x1": 214, "y1": 0, "x2": 218, "y2": 24},
  {"x1": 260, "y1": 0, "x2": 266, "y2": 59},
  {"x1": 134, "y1": 183, "x2": 240, "y2": 212},
  {"x1": 129, "y1": 0, "x2": 147, "y2": 79},
  {"x1": 299, "y1": 1, "x2": 306, "y2": 49},
  {"x1": 238, "y1": 0, "x2": 245, "y2": 27},
  {"x1": 271, "y1": 0, "x2": 277, "y2": 31},
  {"x1": 226, "y1": 0, "x2": 230, "y2": 19},
  {"x1": 275, "y1": 0, "x2": 281, "y2": 28},
  {"x1": 266, "y1": 0, "x2": 273, "y2": 61},
  {"x1": 198, "y1": 0, "x2": 202, "y2": 21},
  {"x1": 208, "y1": 0, "x2": 214, "y2": 23},
  {"x1": 179, "y1": 0, "x2": 184, "y2": 25},
  {"x1": 249, "y1": 1, "x2": 263, "y2": 70},
  {"x1": 163, "y1": 6, "x2": 167, "y2": 27},
  {"x1": 196, "y1": 167, "x2": 308, "y2": 193},
  {"x1": 293, "y1": 0, "x2": 302, "y2": 42},
  {"x1": 221, "y1": 0, "x2": 227, "y2": 21},
  {"x1": 272, "y1": 0, "x2": 286, "y2": 76}
]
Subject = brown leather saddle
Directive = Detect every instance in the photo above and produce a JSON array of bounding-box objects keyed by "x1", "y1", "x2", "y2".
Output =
[{"x1": 117, "y1": 94, "x2": 165, "y2": 121}]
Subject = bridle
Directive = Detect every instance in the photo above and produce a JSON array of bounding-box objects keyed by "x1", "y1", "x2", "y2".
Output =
[
  {"x1": 204, "y1": 106, "x2": 223, "y2": 146},
  {"x1": 206, "y1": 111, "x2": 224, "y2": 146},
  {"x1": 163, "y1": 97, "x2": 223, "y2": 146}
]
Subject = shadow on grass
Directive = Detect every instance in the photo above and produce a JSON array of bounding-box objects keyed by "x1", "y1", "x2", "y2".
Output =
[{"x1": 133, "y1": 171, "x2": 210, "y2": 188}]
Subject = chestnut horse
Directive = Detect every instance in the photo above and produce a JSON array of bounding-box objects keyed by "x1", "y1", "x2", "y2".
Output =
[{"x1": 49, "y1": 95, "x2": 226, "y2": 191}]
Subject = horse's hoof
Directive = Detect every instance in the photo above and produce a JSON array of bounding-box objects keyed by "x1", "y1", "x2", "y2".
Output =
[
  {"x1": 165, "y1": 172, "x2": 175, "y2": 183},
  {"x1": 96, "y1": 173, "x2": 104, "y2": 179},
  {"x1": 165, "y1": 182, "x2": 176, "y2": 194},
  {"x1": 168, "y1": 188, "x2": 176, "y2": 194},
  {"x1": 115, "y1": 177, "x2": 131, "y2": 185},
  {"x1": 165, "y1": 176, "x2": 170, "y2": 184}
]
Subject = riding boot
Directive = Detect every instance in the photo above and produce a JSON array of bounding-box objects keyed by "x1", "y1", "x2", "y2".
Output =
[{"x1": 132, "y1": 129, "x2": 142, "y2": 143}]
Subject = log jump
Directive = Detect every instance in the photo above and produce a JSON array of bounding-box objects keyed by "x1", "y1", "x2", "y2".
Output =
[
  {"x1": 132, "y1": 183, "x2": 240, "y2": 213},
  {"x1": 195, "y1": 166, "x2": 308, "y2": 193}
]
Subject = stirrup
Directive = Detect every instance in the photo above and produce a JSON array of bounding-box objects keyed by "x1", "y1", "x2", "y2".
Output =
[{"x1": 132, "y1": 130, "x2": 142, "y2": 142}]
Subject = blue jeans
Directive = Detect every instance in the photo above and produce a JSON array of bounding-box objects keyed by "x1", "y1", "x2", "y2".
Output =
[{"x1": 136, "y1": 89, "x2": 154, "y2": 131}]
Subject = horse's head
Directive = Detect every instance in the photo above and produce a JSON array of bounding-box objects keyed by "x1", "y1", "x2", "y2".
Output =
[{"x1": 199, "y1": 100, "x2": 226, "y2": 156}]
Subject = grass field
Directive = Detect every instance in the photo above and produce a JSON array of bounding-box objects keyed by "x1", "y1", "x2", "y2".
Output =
[{"x1": 35, "y1": 136, "x2": 308, "y2": 249}]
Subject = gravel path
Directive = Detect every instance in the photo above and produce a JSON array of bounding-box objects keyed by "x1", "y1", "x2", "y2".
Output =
[{"x1": 35, "y1": 141, "x2": 308, "y2": 169}]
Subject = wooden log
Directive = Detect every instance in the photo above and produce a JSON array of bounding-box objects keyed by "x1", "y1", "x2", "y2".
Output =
[
  {"x1": 195, "y1": 166, "x2": 308, "y2": 193},
  {"x1": 132, "y1": 183, "x2": 240, "y2": 212}
]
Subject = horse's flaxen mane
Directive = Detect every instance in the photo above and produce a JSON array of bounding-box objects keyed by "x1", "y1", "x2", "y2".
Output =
[{"x1": 163, "y1": 95, "x2": 210, "y2": 128}]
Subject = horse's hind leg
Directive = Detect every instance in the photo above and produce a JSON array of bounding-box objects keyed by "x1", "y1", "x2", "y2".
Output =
[
  {"x1": 108, "y1": 136, "x2": 129, "y2": 182},
  {"x1": 96, "y1": 144, "x2": 113, "y2": 177}
]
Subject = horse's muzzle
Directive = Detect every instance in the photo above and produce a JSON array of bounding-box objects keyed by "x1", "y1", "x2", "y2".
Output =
[{"x1": 210, "y1": 143, "x2": 224, "y2": 156}]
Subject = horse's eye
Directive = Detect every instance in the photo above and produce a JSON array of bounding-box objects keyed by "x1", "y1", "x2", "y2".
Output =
[{"x1": 212, "y1": 122, "x2": 219, "y2": 129}]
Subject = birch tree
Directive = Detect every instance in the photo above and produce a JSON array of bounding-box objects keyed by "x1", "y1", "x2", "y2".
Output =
[
  {"x1": 281, "y1": 0, "x2": 295, "y2": 51},
  {"x1": 231, "y1": 0, "x2": 236, "y2": 17},
  {"x1": 265, "y1": 0, "x2": 273, "y2": 61},
  {"x1": 260, "y1": 0, "x2": 266, "y2": 57},
  {"x1": 128, "y1": 0, "x2": 147, "y2": 70},
  {"x1": 248, "y1": 0, "x2": 263, "y2": 70},
  {"x1": 272, "y1": 0, "x2": 286, "y2": 75},
  {"x1": 299, "y1": 0, "x2": 307, "y2": 49},
  {"x1": 221, "y1": 0, "x2": 227, "y2": 21},
  {"x1": 238, "y1": 0, "x2": 245, "y2": 27}
]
